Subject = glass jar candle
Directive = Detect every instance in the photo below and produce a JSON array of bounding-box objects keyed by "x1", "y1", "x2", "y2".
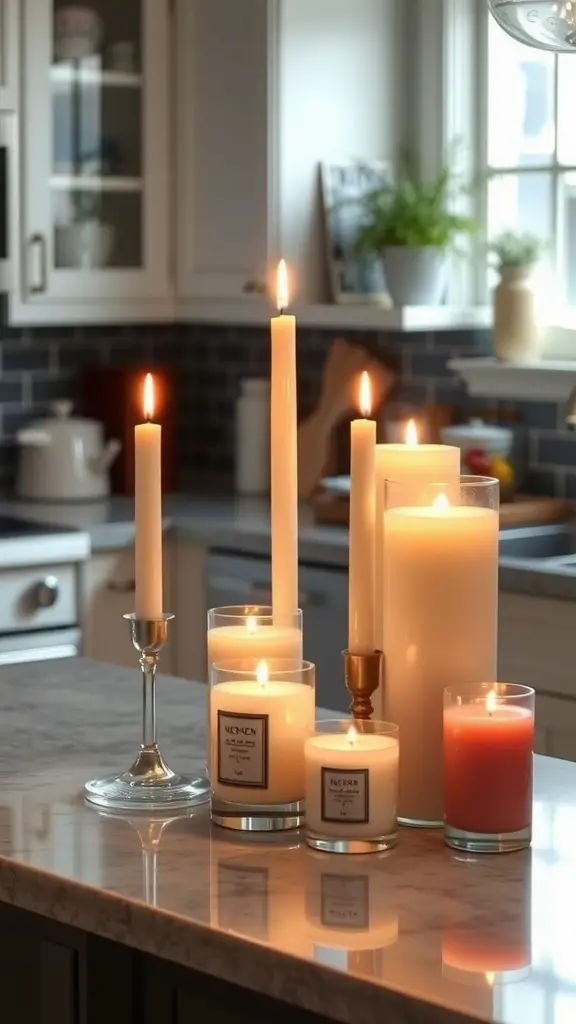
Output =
[
  {"x1": 210, "y1": 658, "x2": 314, "y2": 832},
  {"x1": 443, "y1": 682, "x2": 535, "y2": 853},
  {"x1": 305, "y1": 720, "x2": 399, "y2": 854}
]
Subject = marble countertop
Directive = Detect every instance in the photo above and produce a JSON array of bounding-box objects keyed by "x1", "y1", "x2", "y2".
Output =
[
  {"x1": 0, "y1": 657, "x2": 573, "y2": 1024},
  {"x1": 1, "y1": 492, "x2": 576, "y2": 599}
]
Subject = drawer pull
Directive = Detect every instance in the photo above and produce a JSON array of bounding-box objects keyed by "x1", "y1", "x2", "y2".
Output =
[
  {"x1": 107, "y1": 579, "x2": 136, "y2": 594},
  {"x1": 34, "y1": 575, "x2": 59, "y2": 609}
]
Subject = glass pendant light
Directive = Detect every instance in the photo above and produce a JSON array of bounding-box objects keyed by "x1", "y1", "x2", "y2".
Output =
[{"x1": 487, "y1": 1, "x2": 576, "y2": 51}]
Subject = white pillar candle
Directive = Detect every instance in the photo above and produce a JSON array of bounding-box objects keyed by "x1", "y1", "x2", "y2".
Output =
[
  {"x1": 134, "y1": 373, "x2": 163, "y2": 619},
  {"x1": 210, "y1": 661, "x2": 314, "y2": 805},
  {"x1": 383, "y1": 496, "x2": 498, "y2": 824},
  {"x1": 208, "y1": 619, "x2": 302, "y2": 668},
  {"x1": 271, "y1": 259, "x2": 298, "y2": 626},
  {"x1": 305, "y1": 725, "x2": 398, "y2": 840},
  {"x1": 348, "y1": 371, "x2": 376, "y2": 653}
]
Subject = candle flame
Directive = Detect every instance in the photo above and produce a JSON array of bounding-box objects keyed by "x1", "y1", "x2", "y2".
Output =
[
  {"x1": 246, "y1": 615, "x2": 258, "y2": 634},
  {"x1": 276, "y1": 259, "x2": 289, "y2": 312},
  {"x1": 256, "y1": 660, "x2": 269, "y2": 687},
  {"x1": 359, "y1": 371, "x2": 372, "y2": 417},
  {"x1": 486, "y1": 690, "x2": 497, "y2": 715},
  {"x1": 405, "y1": 419, "x2": 418, "y2": 446},
  {"x1": 347, "y1": 724, "x2": 358, "y2": 746},
  {"x1": 485, "y1": 972, "x2": 495, "y2": 987},
  {"x1": 432, "y1": 493, "x2": 450, "y2": 512},
  {"x1": 143, "y1": 373, "x2": 155, "y2": 421}
]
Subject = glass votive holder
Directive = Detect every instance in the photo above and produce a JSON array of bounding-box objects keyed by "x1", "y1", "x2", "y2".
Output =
[
  {"x1": 443, "y1": 682, "x2": 535, "y2": 854},
  {"x1": 210, "y1": 658, "x2": 315, "y2": 832},
  {"x1": 304, "y1": 720, "x2": 399, "y2": 854},
  {"x1": 207, "y1": 606, "x2": 303, "y2": 671}
]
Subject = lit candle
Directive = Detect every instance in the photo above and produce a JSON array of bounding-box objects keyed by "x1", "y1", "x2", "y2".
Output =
[
  {"x1": 304, "y1": 723, "x2": 398, "y2": 841},
  {"x1": 271, "y1": 260, "x2": 298, "y2": 626},
  {"x1": 383, "y1": 494, "x2": 498, "y2": 824},
  {"x1": 210, "y1": 660, "x2": 314, "y2": 805},
  {"x1": 207, "y1": 614, "x2": 302, "y2": 667},
  {"x1": 135, "y1": 373, "x2": 162, "y2": 619},
  {"x1": 374, "y1": 421, "x2": 460, "y2": 657},
  {"x1": 348, "y1": 371, "x2": 376, "y2": 653},
  {"x1": 444, "y1": 688, "x2": 534, "y2": 836}
]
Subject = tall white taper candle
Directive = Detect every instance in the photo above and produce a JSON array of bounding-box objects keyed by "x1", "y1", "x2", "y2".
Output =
[{"x1": 135, "y1": 373, "x2": 163, "y2": 619}]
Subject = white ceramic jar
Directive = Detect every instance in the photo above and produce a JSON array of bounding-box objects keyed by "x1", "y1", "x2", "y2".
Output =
[
  {"x1": 235, "y1": 379, "x2": 270, "y2": 495},
  {"x1": 493, "y1": 266, "x2": 543, "y2": 362}
]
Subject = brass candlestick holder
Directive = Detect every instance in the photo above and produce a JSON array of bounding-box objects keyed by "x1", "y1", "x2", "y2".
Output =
[
  {"x1": 343, "y1": 650, "x2": 383, "y2": 720},
  {"x1": 84, "y1": 613, "x2": 210, "y2": 812}
]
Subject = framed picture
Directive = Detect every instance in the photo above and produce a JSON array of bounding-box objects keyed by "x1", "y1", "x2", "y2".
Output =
[{"x1": 320, "y1": 160, "x2": 392, "y2": 306}]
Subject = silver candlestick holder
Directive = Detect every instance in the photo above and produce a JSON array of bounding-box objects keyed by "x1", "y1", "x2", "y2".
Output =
[{"x1": 84, "y1": 613, "x2": 210, "y2": 812}]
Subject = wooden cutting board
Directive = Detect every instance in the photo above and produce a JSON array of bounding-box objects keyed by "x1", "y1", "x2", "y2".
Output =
[{"x1": 312, "y1": 489, "x2": 574, "y2": 528}]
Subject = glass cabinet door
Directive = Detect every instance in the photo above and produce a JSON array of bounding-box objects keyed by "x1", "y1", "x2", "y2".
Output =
[
  {"x1": 51, "y1": 0, "x2": 143, "y2": 270},
  {"x1": 21, "y1": 0, "x2": 169, "y2": 308}
]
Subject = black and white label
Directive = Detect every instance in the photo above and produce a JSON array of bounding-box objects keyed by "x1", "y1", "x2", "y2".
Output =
[
  {"x1": 321, "y1": 767, "x2": 369, "y2": 823},
  {"x1": 217, "y1": 710, "x2": 269, "y2": 788},
  {"x1": 320, "y1": 873, "x2": 370, "y2": 930}
]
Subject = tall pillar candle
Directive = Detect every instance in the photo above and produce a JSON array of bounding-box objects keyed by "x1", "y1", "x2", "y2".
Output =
[
  {"x1": 348, "y1": 371, "x2": 376, "y2": 653},
  {"x1": 383, "y1": 480, "x2": 499, "y2": 825},
  {"x1": 271, "y1": 260, "x2": 298, "y2": 626},
  {"x1": 373, "y1": 423, "x2": 460, "y2": 712},
  {"x1": 135, "y1": 373, "x2": 163, "y2": 619}
]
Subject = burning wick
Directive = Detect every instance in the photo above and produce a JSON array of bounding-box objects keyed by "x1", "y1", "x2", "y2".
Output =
[
  {"x1": 486, "y1": 690, "x2": 497, "y2": 718},
  {"x1": 246, "y1": 615, "x2": 258, "y2": 635},
  {"x1": 347, "y1": 724, "x2": 358, "y2": 747},
  {"x1": 256, "y1": 660, "x2": 269, "y2": 688}
]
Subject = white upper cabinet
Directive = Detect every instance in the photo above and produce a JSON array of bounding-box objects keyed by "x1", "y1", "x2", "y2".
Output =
[
  {"x1": 12, "y1": 0, "x2": 172, "y2": 324},
  {"x1": 176, "y1": 0, "x2": 404, "y2": 309},
  {"x1": 0, "y1": 0, "x2": 19, "y2": 110}
]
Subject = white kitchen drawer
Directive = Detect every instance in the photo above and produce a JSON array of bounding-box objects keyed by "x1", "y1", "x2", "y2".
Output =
[{"x1": 0, "y1": 563, "x2": 76, "y2": 632}]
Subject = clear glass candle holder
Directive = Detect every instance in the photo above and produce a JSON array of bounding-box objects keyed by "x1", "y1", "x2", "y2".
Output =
[
  {"x1": 383, "y1": 475, "x2": 499, "y2": 828},
  {"x1": 444, "y1": 682, "x2": 535, "y2": 854},
  {"x1": 207, "y1": 606, "x2": 303, "y2": 670},
  {"x1": 210, "y1": 658, "x2": 314, "y2": 832},
  {"x1": 304, "y1": 720, "x2": 399, "y2": 854}
]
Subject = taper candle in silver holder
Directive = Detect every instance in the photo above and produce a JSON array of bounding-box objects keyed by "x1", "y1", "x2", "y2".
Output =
[{"x1": 84, "y1": 613, "x2": 210, "y2": 811}]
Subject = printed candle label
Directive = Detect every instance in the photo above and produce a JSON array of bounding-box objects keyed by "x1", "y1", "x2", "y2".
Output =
[
  {"x1": 217, "y1": 710, "x2": 269, "y2": 788},
  {"x1": 320, "y1": 873, "x2": 370, "y2": 930},
  {"x1": 321, "y1": 767, "x2": 370, "y2": 823}
]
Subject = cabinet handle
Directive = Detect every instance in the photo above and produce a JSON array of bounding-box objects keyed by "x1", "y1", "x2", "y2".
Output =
[
  {"x1": 29, "y1": 233, "x2": 48, "y2": 294},
  {"x1": 243, "y1": 278, "x2": 266, "y2": 295},
  {"x1": 249, "y1": 581, "x2": 324, "y2": 608},
  {"x1": 107, "y1": 579, "x2": 136, "y2": 594}
]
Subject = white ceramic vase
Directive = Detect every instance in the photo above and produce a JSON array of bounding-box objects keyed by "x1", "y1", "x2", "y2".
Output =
[
  {"x1": 492, "y1": 265, "x2": 542, "y2": 363},
  {"x1": 382, "y1": 246, "x2": 446, "y2": 306}
]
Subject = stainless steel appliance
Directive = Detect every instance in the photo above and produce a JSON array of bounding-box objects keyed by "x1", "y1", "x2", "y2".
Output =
[{"x1": 0, "y1": 516, "x2": 89, "y2": 664}]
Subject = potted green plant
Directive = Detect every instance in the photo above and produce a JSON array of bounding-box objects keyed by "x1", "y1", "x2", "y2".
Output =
[
  {"x1": 488, "y1": 231, "x2": 545, "y2": 362},
  {"x1": 55, "y1": 191, "x2": 115, "y2": 270},
  {"x1": 355, "y1": 156, "x2": 478, "y2": 306}
]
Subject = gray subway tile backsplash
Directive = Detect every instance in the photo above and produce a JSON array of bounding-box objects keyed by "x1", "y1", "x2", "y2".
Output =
[{"x1": 0, "y1": 309, "x2": 570, "y2": 497}]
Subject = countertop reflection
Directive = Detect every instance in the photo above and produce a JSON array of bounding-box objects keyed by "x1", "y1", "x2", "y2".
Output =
[{"x1": 0, "y1": 659, "x2": 575, "y2": 1024}]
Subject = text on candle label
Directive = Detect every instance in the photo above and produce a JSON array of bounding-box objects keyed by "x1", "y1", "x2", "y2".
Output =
[
  {"x1": 320, "y1": 873, "x2": 370, "y2": 930},
  {"x1": 217, "y1": 710, "x2": 269, "y2": 788},
  {"x1": 321, "y1": 767, "x2": 370, "y2": 823}
]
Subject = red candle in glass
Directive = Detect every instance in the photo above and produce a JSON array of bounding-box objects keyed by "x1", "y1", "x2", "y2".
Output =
[{"x1": 444, "y1": 689, "x2": 534, "y2": 834}]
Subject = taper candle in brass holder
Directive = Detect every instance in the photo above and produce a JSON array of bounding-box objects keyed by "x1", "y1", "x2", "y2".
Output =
[
  {"x1": 342, "y1": 650, "x2": 383, "y2": 720},
  {"x1": 84, "y1": 614, "x2": 210, "y2": 812}
]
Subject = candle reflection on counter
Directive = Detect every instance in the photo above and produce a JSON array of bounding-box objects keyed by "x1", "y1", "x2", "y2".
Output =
[{"x1": 305, "y1": 851, "x2": 398, "y2": 956}]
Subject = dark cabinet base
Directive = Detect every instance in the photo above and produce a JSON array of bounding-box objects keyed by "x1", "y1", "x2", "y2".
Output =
[{"x1": 0, "y1": 900, "x2": 333, "y2": 1024}]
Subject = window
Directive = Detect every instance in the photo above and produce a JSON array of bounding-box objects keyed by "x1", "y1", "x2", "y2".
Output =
[{"x1": 484, "y1": 10, "x2": 576, "y2": 304}]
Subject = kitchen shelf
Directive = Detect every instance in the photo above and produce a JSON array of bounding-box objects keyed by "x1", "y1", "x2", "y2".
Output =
[
  {"x1": 448, "y1": 356, "x2": 576, "y2": 403},
  {"x1": 50, "y1": 65, "x2": 142, "y2": 88},
  {"x1": 178, "y1": 299, "x2": 493, "y2": 333},
  {"x1": 50, "y1": 175, "x2": 142, "y2": 192}
]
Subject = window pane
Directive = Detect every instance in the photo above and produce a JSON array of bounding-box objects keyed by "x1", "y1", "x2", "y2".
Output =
[
  {"x1": 557, "y1": 56, "x2": 576, "y2": 165},
  {"x1": 488, "y1": 172, "x2": 553, "y2": 241},
  {"x1": 559, "y1": 173, "x2": 576, "y2": 304},
  {"x1": 488, "y1": 16, "x2": 555, "y2": 169}
]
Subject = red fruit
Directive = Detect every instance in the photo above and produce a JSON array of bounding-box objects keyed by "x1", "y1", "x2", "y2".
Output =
[{"x1": 465, "y1": 448, "x2": 492, "y2": 475}]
